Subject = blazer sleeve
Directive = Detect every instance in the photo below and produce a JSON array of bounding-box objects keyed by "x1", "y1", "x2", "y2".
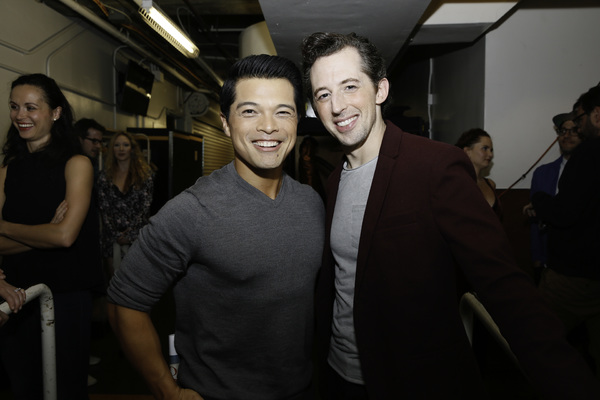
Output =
[{"x1": 429, "y1": 147, "x2": 600, "y2": 399}]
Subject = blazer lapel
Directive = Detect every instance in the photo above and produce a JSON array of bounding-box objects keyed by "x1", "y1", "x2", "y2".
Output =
[{"x1": 354, "y1": 123, "x2": 404, "y2": 298}]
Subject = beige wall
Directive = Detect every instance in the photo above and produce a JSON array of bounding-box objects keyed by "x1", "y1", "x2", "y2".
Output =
[
  {"x1": 0, "y1": 0, "x2": 185, "y2": 156},
  {"x1": 426, "y1": 5, "x2": 600, "y2": 189},
  {"x1": 484, "y1": 6, "x2": 600, "y2": 189}
]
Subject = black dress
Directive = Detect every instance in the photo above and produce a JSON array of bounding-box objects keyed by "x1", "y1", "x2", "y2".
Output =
[{"x1": 0, "y1": 151, "x2": 102, "y2": 399}]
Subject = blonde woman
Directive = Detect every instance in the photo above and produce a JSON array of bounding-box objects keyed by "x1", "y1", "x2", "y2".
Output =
[{"x1": 97, "y1": 132, "x2": 153, "y2": 276}]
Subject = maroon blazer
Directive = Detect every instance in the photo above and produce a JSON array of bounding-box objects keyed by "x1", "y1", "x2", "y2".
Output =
[{"x1": 315, "y1": 122, "x2": 600, "y2": 399}]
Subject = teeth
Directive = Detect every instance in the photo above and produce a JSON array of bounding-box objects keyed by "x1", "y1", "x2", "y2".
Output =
[
  {"x1": 254, "y1": 141, "x2": 279, "y2": 147},
  {"x1": 18, "y1": 123, "x2": 33, "y2": 128},
  {"x1": 337, "y1": 116, "x2": 357, "y2": 127}
]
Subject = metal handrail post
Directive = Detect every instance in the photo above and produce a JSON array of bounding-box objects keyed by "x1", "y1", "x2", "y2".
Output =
[
  {"x1": 0, "y1": 283, "x2": 56, "y2": 400},
  {"x1": 459, "y1": 292, "x2": 521, "y2": 369}
]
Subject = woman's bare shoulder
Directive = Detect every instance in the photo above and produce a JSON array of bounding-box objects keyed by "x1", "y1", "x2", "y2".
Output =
[
  {"x1": 67, "y1": 154, "x2": 92, "y2": 166},
  {"x1": 65, "y1": 155, "x2": 93, "y2": 181}
]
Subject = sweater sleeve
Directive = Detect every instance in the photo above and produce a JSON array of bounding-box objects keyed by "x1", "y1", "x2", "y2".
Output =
[{"x1": 107, "y1": 190, "x2": 199, "y2": 312}]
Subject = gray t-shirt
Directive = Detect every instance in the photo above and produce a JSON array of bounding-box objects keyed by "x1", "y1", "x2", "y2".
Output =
[
  {"x1": 107, "y1": 162, "x2": 325, "y2": 400},
  {"x1": 328, "y1": 157, "x2": 378, "y2": 384}
]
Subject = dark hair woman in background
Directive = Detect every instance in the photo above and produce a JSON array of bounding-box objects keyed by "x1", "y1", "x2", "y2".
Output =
[
  {"x1": 0, "y1": 73, "x2": 102, "y2": 399},
  {"x1": 456, "y1": 128, "x2": 502, "y2": 219}
]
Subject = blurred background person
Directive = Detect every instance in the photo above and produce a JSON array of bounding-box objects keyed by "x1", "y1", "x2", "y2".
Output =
[
  {"x1": 524, "y1": 111, "x2": 581, "y2": 284},
  {"x1": 97, "y1": 131, "x2": 153, "y2": 277},
  {"x1": 298, "y1": 135, "x2": 332, "y2": 201},
  {"x1": 532, "y1": 85, "x2": 600, "y2": 379},
  {"x1": 75, "y1": 118, "x2": 105, "y2": 179},
  {"x1": 456, "y1": 128, "x2": 502, "y2": 219},
  {"x1": 0, "y1": 73, "x2": 102, "y2": 399},
  {"x1": 74, "y1": 117, "x2": 107, "y2": 386}
]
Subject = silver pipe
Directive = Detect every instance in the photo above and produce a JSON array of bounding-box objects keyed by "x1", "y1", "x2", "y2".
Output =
[{"x1": 55, "y1": 0, "x2": 214, "y2": 93}]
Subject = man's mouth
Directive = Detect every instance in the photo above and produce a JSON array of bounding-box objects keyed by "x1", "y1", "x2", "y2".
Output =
[
  {"x1": 253, "y1": 140, "x2": 280, "y2": 148},
  {"x1": 336, "y1": 116, "x2": 357, "y2": 127}
]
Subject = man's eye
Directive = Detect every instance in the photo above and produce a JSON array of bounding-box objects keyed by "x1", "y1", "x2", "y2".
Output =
[
  {"x1": 316, "y1": 93, "x2": 329, "y2": 101},
  {"x1": 241, "y1": 109, "x2": 256, "y2": 115}
]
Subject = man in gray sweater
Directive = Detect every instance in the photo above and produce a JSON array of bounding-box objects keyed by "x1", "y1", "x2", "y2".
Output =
[{"x1": 107, "y1": 55, "x2": 325, "y2": 400}]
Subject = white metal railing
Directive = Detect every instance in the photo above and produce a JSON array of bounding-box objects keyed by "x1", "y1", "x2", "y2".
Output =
[
  {"x1": 459, "y1": 291, "x2": 521, "y2": 368},
  {"x1": 0, "y1": 284, "x2": 56, "y2": 400}
]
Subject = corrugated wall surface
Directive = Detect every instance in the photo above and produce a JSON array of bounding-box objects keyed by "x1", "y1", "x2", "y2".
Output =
[{"x1": 193, "y1": 121, "x2": 234, "y2": 176}]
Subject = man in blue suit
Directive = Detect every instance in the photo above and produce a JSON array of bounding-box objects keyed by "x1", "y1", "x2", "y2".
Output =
[
  {"x1": 525, "y1": 112, "x2": 581, "y2": 283},
  {"x1": 532, "y1": 85, "x2": 600, "y2": 379}
]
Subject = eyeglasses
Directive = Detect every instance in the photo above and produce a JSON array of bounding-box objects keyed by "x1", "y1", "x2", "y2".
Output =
[
  {"x1": 84, "y1": 137, "x2": 102, "y2": 145},
  {"x1": 572, "y1": 112, "x2": 587, "y2": 126},
  {"x1": 557, "y1": 127, "x2": 578, "y2": 136}
]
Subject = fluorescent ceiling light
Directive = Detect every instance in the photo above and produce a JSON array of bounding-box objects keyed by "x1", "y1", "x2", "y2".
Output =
[{"x1": 135, "y1": 0, "x2": 199, "y2": 58}]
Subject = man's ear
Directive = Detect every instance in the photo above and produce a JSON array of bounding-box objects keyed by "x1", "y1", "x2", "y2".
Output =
[
  {"x1": 220, "y1": 113, "x2": 231, "y2": 138},
  {"x1": 375, "y1": 78, "x2": 390, "y2": 105}
]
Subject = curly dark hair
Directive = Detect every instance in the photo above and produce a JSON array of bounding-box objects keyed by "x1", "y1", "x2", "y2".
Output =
[
  {"x1": 74, "y1": 118, "x2": 106, "y2": 140},
  {"x1": 3, "y1": 73, "x2": 79, "y2": 167}
]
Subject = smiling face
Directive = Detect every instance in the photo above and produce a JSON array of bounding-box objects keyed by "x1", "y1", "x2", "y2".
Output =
[
  {"x1": 557, "y1": 120, "x2": 581, "y2": 156},
  {"x1": 464, "y1": 136, "x2": 494, "y2": 172},
  {"x1": 113, "y1": 134, "x2": 132, "y2": 162},
  {"x1": 220, "y1": 78, "x2": 298, "y2": 179},
  {"x1": 9, "y1": 84, "x2": 61, "y2": 152},
  {"x1": 309, "y1": 47, "x2": 388, "y2": 167}
]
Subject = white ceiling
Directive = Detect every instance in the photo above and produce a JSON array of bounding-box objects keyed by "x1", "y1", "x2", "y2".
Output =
[
  {"x1": 48, "y1": 0, "x2": 523, "y2": 95},
  {"x1": 259, "y1": 0, "x2": 432, "y2": 68}
]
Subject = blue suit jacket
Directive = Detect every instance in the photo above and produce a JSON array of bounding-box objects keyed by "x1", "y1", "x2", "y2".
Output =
[
  {"x1": 529, "y1": 156, "x2": 563, "y2": 265},
  {"x1": 532, "y1": 137, "x2": 600, "y2": 279}
]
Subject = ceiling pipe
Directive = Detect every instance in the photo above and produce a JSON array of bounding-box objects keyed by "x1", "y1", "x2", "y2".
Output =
[
  {"x1": 194, "y1": 56, "x2": 223, "y2": 87},
  {"x1": 55, "y1": 0, "x2": 218, "y2": 93}
]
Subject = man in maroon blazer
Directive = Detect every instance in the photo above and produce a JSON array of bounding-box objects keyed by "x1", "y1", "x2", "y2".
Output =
[{"x1": 301, "y1": 32, "x2": 600, "y2": 399}]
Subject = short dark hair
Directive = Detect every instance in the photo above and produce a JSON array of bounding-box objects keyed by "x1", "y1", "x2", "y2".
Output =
[
  {"x1": 3, "y1": 73, "x2": 79, "y2": 167},
  {"x1": 455, "y1": 128, "x2": 491, "y2": 149},
  {"x1": 301, "y1": 32, "x2": 388, "y2": 106},
  {"x1": 74, "y1": 118, "x2": 106, "y2": 139},
  {"x1": 579, "y1": 85, "x2": 600, "y2": 115},
  {"x1": 219, "y1": 54, "x2": 304, "y2": 121}
]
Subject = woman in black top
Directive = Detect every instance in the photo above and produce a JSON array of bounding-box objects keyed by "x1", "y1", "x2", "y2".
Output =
[{"x1": 0, "y1": 73, "x2": 102, "y2": 399}]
